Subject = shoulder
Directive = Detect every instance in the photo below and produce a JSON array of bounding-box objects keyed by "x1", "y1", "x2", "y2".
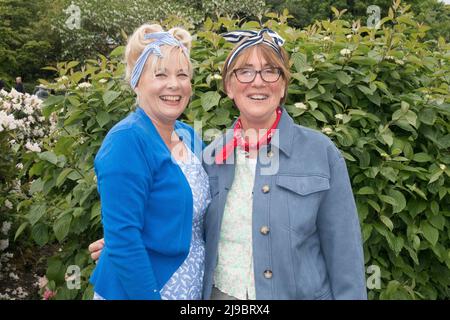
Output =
[
  {"x1": 292, "y1": 124, "x2": 343, "y2": 165},
  {"x1": 95, "y1": 111, "x2": 150, "y2": 165}
]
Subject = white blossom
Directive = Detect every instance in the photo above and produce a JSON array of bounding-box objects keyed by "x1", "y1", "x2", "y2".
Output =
[
  {"x1": 77, "y1": 82, "x2": 92, "y2": 89},
  {"x1": 9, "y1": 272, "x2": 19, "y2": 280},
  {"x1": 25, "y1": 142, "x2": 42, "y2": 153},
  {"x1": 322, "y1": 127, "x2": 333, "y2": 135},
  {"x1": 340, "y1": 48, "x2": 352, "y2": 56},
  {"x1": 4, "y1": 199, "x2": 13, "y2": 209},
  {"x1": 294, "y1": 102, "x2": 308, "y2": 110},
  {"x1": 0, "y1": 239, "x2": 9, "y2": 251},
  {"x1": 1, "y1": 221, "x2": 11, "y2": 235},
  {"x1": 335, "y1": 113, "x2": 344, "y2": 120}
]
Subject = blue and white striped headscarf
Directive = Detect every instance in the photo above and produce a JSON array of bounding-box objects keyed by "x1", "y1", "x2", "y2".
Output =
[
  {"x1": 222, "y1": 28, "x2": 285, "y2": 68},
  {"x1": 130, "y1": 32, "x2": 189, "y2": 89}
]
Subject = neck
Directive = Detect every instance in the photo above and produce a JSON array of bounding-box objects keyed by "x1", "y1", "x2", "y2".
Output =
[
  {"x1": 239, "y1": 109, "x2": 278, "y2": 137},
  {"x1": 141, "y1": 107, "x2": 177, "y2": 146}
]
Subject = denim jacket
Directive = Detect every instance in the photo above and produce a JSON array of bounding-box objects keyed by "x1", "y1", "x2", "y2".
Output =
[{"x1": 202, "y1": 109, "x2": 367, "y2": 300}]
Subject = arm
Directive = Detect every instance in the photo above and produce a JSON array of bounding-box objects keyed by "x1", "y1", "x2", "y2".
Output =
[
  {"x1": 95, "y1": 129, "x2": 160, "y2": 300},
  {"x1": 317, "y1": 146, "x2": 367, "y2": 299}
]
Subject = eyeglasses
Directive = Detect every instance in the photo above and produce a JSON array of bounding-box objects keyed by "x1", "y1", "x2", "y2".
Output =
[{"x1": 233, "y1": 67, "x2": 282, "y2": 83}]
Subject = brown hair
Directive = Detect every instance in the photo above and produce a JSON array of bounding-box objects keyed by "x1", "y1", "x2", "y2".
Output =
[{"x1": 222, "y1": 42, "x2": 290, "y2": 104}]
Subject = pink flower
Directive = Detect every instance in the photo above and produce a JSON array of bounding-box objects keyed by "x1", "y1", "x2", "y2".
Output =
[{"x1": 43, "y1": 289, "x2": 55, "y2": 300}]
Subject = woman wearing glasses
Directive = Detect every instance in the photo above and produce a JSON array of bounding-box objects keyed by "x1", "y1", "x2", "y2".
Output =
[
  {"x1": 90, "y1": 28, "x2": 367, "y2": 300},
  {"x1": 201, "y1": 29, "x2": 367, "y2": 300}
]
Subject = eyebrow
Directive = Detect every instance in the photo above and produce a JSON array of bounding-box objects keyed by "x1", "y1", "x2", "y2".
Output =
[
  {"x1": 242, "y1": 63, "x2": 275, "y2": 68},
  {"x1": 154, "y1": 68, "x2": 188, "y2": 73}
]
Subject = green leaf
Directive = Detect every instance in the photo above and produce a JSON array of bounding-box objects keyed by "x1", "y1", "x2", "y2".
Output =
[
  {"x1": 64, "y1": 110, "x2": 84, "y2": 126},
  {"x1": 429, "y1": 215, "x2": 445, "y2": 231},
  {"x1": 419, "y1": 108, "x2": 436, "y2": 125},
  {"x1": 31, "y1": 223, "x2": 49, "y2": 246},
  {"x1": 379, "y1": 194, "x2": 397, "y2": 208},
  {"x1": 53, "y1": 214, "x2": 73, "y2": 242},
  {"x1": 380, "y1": 215, "x2": 394, "y2": 231},
  {"x1": 201, "y1": 91, "x2": 221, "y2": 111},
  {"x1": 67, "y1": 170, "x2": 83, "y2": 181},
  {"x1": 413, "y1": 153, "x2": 432, "y2": 162},
  {"x1": 405, "y1": 110, "x2": 417, "y2": 127},
  {"x1": 110, "y1": 46, "x2": 125, "y2": 57},
  {"x1": 367, "y1": 199, "x2": 381, "y2": 212},
  {"x1": 421, "y1": 221, "x2": 439, "y2": 246},
  {"x1": 309, "y1": 109, "x2": 327, "y2": 122},
  {"x1": 292, "y1": 52, "x2": 309, "y2": 73},
  {"x1": 357, "y1": 186, "x2": 375, "y2": 195},
  {"x1": 38, "y1": 151, "x2": 58, "y2": 165},
  {"x1": 306, "y1": 78, "x2": 319, "y2": 89},
  {"x1": 29, "y1": 178, "x2": 45, "y2": 194},
  {"x1": 305, "y1": 90, "x2": 321, "y2": 101},
  {"x1": 362, "y1": 224, "x2": 373, "y2": 242},
  {"x1": 56, "y1": 168, "x2": 74, "y2": 187},
  {"x1": 387, "y1": 189, "x2": 406, "y2": 213},
  {"x1": 46, "y1": 257, "x2": 64, "y2": 282},
  {"x1": 96, "y1": 111, "x2": 111, "y2": 128},
  {"x1": 381, "y1": 133, "x2": 393, "y2": 146},
  {"x1": 357, "y1": 85, "x2": 375, "y2": 96},
  {"x1": 336, "y1": 71, "x2": 352, "y2": 85},
  {"x1": 26, "y1": 203, "x2": 47, "y2": 226},
  {"x1": 430, "y1": 201, "x2": 439, "y2": 215},
  {"x1": 14, "y1": 222, "x2": 29, "y2": 241},
  {"x1": 103, "y1": 91, "x2": 121, "y2": 107},
  {"x1": 42, "y1": 95, "x2": 64, "y2": 117},
  {"x1": 91, "y1": 201, "x2": 101, "y2": 220},
  {"x1": 66, "y1": 61, "x2": 79, "y2": 69},
  {"x1": 429, "y1": 170, "x2": 443, "y2": 184}
]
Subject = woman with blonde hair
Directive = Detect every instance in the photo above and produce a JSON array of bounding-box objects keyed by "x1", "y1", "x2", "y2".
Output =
[{"x1": 89, "y1": 23, "x2": 210, "y2": 300}]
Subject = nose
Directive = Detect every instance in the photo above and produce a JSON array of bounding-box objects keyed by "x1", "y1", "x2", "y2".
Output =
[
  {"x1": 167, "y1": 75, "x2": 180, "y2": 89},
  {"x1": 251, "y1": 71, "x2": 265, "y2": 87}
]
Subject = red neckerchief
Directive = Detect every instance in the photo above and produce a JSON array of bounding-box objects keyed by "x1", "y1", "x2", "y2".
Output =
[{"x1": 215, "y1": 107, "x2": 282, "y2": 164}]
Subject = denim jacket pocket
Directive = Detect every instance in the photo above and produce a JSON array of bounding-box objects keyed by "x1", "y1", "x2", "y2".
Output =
[
  {"x1": 275, "y1": 175, "x2": 330, "y2": 238},
  {"x1": 276, "y1": 175, "x2": 330, "y2": 196}
]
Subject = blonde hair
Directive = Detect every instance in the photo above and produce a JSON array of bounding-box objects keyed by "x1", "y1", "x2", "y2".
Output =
[
  {"x1": 124, "y1": 24, "x2": 193, "y2": 85},
  {"x1": 222, "y1": 43, "x2": 290, "y2": 104}
]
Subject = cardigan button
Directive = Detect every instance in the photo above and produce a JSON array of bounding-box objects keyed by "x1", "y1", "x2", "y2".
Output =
[
  {"x1": 260, "y1": 226, "x2": 270, "y2": 235},
  {"x1": 264, "y1": 270, "x2": 273, "y2": 279},
  {"x1": 262, "y1": 185, "x2": 270, "y2": 193},
  {"x1": 267, "y1": 150, "x2": 274, "y2": 158}
]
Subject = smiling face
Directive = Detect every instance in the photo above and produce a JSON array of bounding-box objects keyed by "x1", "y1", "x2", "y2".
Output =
[
  {"x1": 135, "y1": 46, "x2": 192, "y2": 124},
  {"x1": 225, "y1": 46, "x2": 286, "y2": 127}
]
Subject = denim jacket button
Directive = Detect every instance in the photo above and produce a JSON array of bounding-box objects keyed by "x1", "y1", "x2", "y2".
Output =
[
  {"x1": 260, "y1": 226, "x2": 270, "y2": 235},
  {"x1": 264, "y1": 270, "x2": 273, "y2": 279},
  {"x1": 262, "y1": 185, "x2": 270, "y2": 193}
]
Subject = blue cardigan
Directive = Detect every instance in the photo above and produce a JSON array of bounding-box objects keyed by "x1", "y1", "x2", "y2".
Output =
[{"x1": 90, "y1": 107, "x2": 203, "y2": 300}]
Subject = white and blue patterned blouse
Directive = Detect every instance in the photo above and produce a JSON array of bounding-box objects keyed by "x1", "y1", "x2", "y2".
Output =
[
  {"x1": 94, "y1": 142, "x2": 210, "y2": 300},
  {"x1": 160, "y1": 144, "x2": 211, "y2": 300}
]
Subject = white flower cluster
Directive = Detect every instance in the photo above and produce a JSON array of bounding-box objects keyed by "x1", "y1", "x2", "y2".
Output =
[
  {"x1": 0, "y1": 88, "x2": 57, "y2": 154},
  {"x1": 0, "y1": 252, "x2": 30, "y2": 300}
]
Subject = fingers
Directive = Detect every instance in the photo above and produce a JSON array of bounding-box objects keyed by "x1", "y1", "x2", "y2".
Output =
[{"x1": 88, "y1": 238, "x2": 105, "y2": 262}]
